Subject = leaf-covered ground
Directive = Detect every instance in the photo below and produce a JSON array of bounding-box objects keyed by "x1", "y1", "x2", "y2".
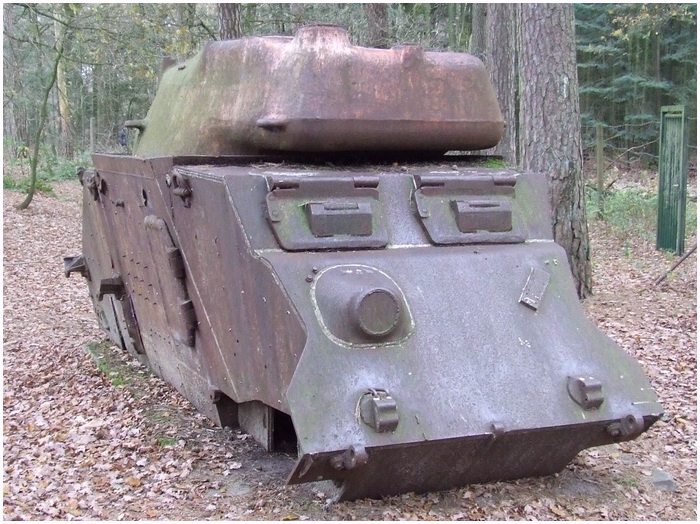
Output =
[{"x1": 3, "y1": 179, "x2": 696, "y2": 520}]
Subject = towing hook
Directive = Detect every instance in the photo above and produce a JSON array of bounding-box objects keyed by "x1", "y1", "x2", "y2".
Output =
[
  {"x1": 330, "y1": 445, "x2": 368, "y2": 471},
  {"x1": 63, "y1": 255, "x2": 89, "y2": 280}
]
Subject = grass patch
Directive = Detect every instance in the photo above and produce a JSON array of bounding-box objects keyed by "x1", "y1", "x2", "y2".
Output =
[
  {"x1": 3, "y1": 151, "x2": 90, "y2": 195},
  {"x1": 84, "y1": 341, "x2": 148, "y2": 391},
  {"x1": 616, "y1": 476, "x2": 640, "y2": 489},
  {"x1": 108, "y1": 373, "x2": 128, "y2": 387},
  {"x1": 84, "y1": 342, "x2": 190, "y2": 449},
  {"x1": 587, "y1": 185, "x2": 697, "y2": 243},
  {"x1": 3, "y1": 174, "x2": 55, "y2": 195},
  {"x1": 145, "y1": 408, "x2": 177, "y2": 424},
  {"x1": 89, "y1": 352, "x2": 129, "y2": 388},
  {"x1": 155, "y1": 435, "x2": 179, "y2": 447}
]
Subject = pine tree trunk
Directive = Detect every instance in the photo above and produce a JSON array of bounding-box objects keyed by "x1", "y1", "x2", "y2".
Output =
[
  {"x1": 218, "y1": 3, "x2": 242, "y2": 40},
  {"x1": 448, "y1": 3, "x2": 457, "y2": 49},
  {"x1": 54, "y1": 7, "x2": 72, "y2": 158},
  {"x1": 486, "y1": 4, "x2": 518, "y2": 165},
  {"x1": 469, "y1": 3, "x2": 487, "y2": 61},
  {"x1": 517, "y1": 4, "x2": 592, "y2": 298}
]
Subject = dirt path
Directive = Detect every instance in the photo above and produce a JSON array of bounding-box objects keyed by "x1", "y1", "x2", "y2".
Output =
[{"x1": 3, "y1": 180, "x2": 696, "y2": 520}]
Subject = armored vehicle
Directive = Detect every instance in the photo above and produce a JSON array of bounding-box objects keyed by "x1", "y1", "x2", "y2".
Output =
[{"x1": 66, "y1": 25, "x2": 661, "y2": 501}]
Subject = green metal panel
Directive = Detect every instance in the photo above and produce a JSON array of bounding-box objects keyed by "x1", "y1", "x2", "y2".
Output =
[{"x1": 657, "y1": 105, "x2": 689, "y2": 255}]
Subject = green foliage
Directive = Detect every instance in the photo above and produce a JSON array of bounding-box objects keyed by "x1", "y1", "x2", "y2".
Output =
[
  {"x1": 155, "y1": 435, "x2": 178, "y2": 447},
  {"x1": 685, "y1": 197, "x2": 697, "y2": 233},
  {"x1": 595, "y1": 187, "x2": 658, "y2": 239},
  {"x1": 575, "y1": 4, "x2": 697, "y2": 159},
  {"x1": 478, "y1": 157, "x2": 508, "y2": 168},
  {"x1": 40, "y1": 152, "x2": 91, "y2": 182},
  {"x1": 3, "y1": 150, "x2": 88, "y2": 195},
  {"x1": 4, "y1": 3, "x2": 222, "y2": 161},
  {"x1": 616, "y1": 477, "x2": 640, "y2": 489},
  {"x1": 587, "y1": 184, "x2": 697, "y2": 242},
  {"x1": 3, "y1": 174, "x2": 54, "y2": 195},
  {"x1": 87, "y1": 351, "x2": 128, "y2": 387}
]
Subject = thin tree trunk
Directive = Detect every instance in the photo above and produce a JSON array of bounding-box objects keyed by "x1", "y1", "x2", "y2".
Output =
[
  {"x1": 486, "y1": 4, "x2": 518, "y2": 165},
  {"x1": 177, "y1": 4, "x2": 196, "y2": 57},
  {"x1": 3, "y1": 4, "x2": 19, "y2": 157},
  {"x1": 654, "y1": 26, "x2": 662, "y2": 113},
  {"x1": 470, "y1": 3, "x2": 487, "y2": 62},
  {"x1": 458, "y1": 4, "x2": 471, "y2": 51},
  {"x1": 218, "y1": 3, "x2": 242, "y2": 40},
  {"x1": 54, "y1": 6, "x2": 72, "y2": 158},
  {"x1": 517, "y1": 4, "x2": 592, "y2": 297},
  {"x1": 448, "y1": 3, "x2": 457, "y2": 49},
  {"x1": 448, "y1": 4, "x2": 471, "y2": 51},
  {"x1": 92, "y1": 64, "x2": 99, "y2": 149},
  {"x1": 596, "y1": 123, "x2": 605, "y2": 219},
  {"x1": 18, "y1": 12, "x2": 63, "y2": 210},
  {"x1": 289, "y1": 3, "x2": 306, "y2": 32}
]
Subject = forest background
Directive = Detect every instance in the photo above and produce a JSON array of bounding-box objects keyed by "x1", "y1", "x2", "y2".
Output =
[{"x1": 3, "y1": 3, "x2": 696, "y2": 172}]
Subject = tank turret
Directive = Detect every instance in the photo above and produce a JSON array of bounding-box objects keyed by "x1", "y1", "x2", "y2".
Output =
[{"x1": 128, "y1": 25, "x2": 504, "y2": 156}]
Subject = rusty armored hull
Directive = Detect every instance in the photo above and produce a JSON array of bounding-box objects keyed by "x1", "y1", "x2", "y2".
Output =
[{"x1": 67, "y1": 26, "x2": 661, "y2": 501}]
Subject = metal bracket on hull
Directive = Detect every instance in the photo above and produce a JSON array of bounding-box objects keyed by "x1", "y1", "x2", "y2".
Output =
[
  {"x1": 265, "y1": 176, "x2": 388, "y2": 250},
  {"x1": 359, "y1": 389, "x2": 400, "y2": 433},
  {"x1": 412, "y1": 173, "x2": 525, "y2": 245},
  {"x1": 63, "y1": 254, "x2": 90, "y2": 280},
  {"x1": 567, "y1": 376, "x2": 605, "y2": 410}
]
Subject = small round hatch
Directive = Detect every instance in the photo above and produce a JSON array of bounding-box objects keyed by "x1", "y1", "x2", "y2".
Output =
[{"x1": 310, "y1": 264, "x2": 413, "y2": 347}]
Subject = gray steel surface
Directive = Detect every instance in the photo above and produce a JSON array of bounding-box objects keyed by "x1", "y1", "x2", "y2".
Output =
[{"x1": 72, "y1": 155, "x2": 662, "y2": 500}]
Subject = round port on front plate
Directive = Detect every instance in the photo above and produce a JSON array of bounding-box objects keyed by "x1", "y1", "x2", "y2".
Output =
[{"x1": 353, "y1": 288, "x2": 400, "y2": 337}]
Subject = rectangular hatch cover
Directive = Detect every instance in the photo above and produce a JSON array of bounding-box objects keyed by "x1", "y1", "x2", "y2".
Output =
[
  {"x1": 265, "y1": 175, "x2": 388, "y2": 251},
  {"x1": 413, "y1": 173, "x2": 525, "y2": 245}
]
